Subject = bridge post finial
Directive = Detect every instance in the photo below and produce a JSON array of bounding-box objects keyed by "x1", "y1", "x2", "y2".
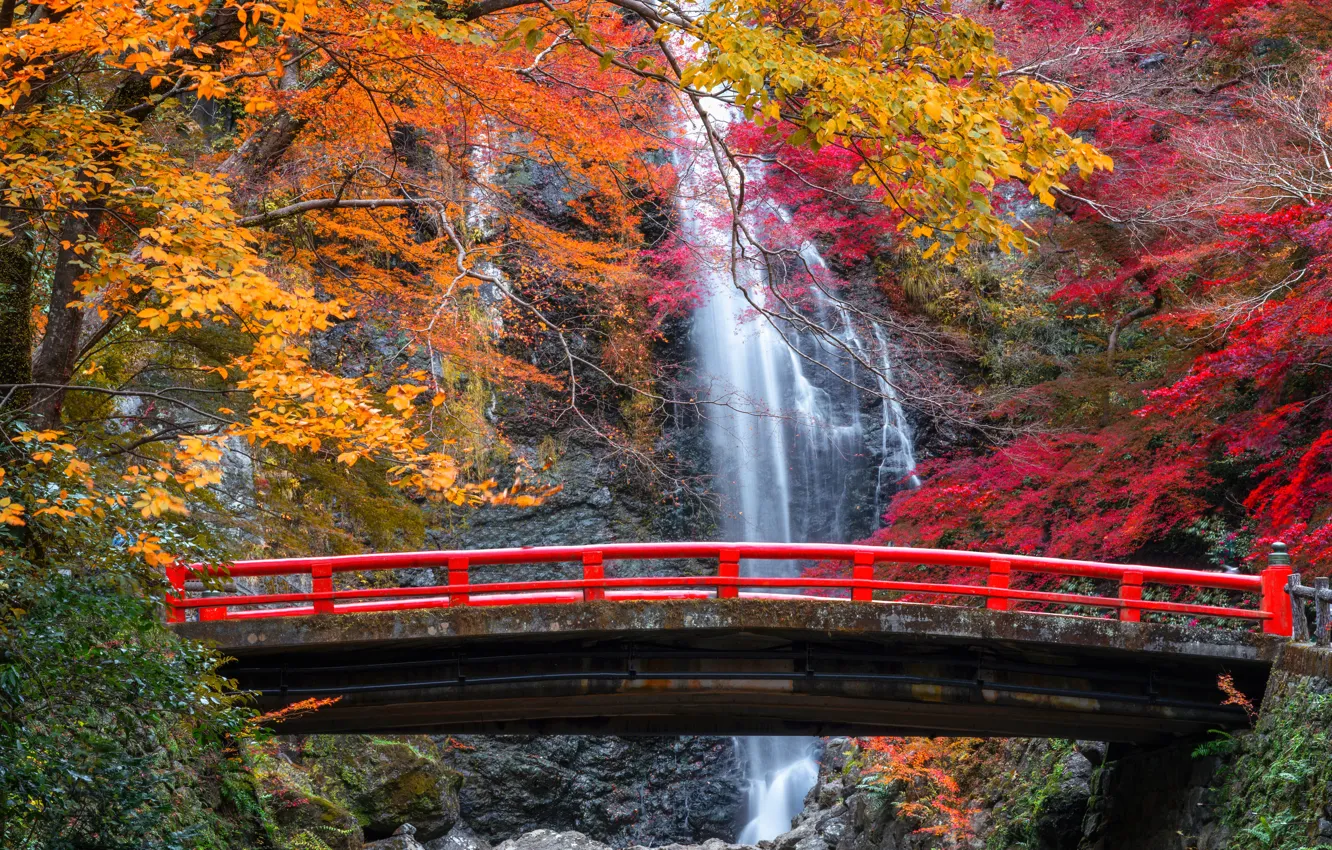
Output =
[{"x1": 1261, "y1": 542, "x2": 1294, "y2": 637}]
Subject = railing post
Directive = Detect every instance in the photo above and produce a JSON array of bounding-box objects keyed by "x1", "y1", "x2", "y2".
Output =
[
  {"x1": 312, "y1": 561, "x2": 334, "y2": 615},
  {"x1": 582, "y1": 550, "x2": 605, "y2": 602},
  {"x1": 1287, "y1": 573, "x2": 1310, "y2": 642},
  {"x1": 448, "y1": 556, "x2": 470, "y2": 606},
  {"x1": 1261, "y1": 541, "x2": 1294, "y2": 637},
  {"x1": 165, "y1": 563, "x2": 186, "y2": 623},
  {"x1": 1315, "y1": 577, "x2": 1330, "y2": 646},
  {"x1": 1119, "y1": 571, "x2": 1143, "y2": 622},
  {"x1": 718, "y1": 548, "x2": 739, "y2": 599},
  {"x1": 852, "y1": 551, "x2": 874, "y2": 602},
  {"x1": 986, "y1": 559, "x2": 1011, "y2": 611}
]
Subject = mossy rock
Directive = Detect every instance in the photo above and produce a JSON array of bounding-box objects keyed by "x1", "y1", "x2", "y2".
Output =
[
  {"x1": 257, "y1": 756, "x2": 364, "y2": 850},
  {"x1": 297, "y1": 735, "x2": 463, "y2": 841}
]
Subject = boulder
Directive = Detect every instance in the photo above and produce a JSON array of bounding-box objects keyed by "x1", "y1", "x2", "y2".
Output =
[
  {"x1": 494, "y1": 830, "x2": 614, "y2": 850},
  {"x1": 366, "y1": 824, "x2": 427, "y2": 850},
  {"x1": 275, "y1": 735, "x2": 464, "y2": 843},
  {"x1": 1033, "y1": 751, "x2": 1094, "y2": 850},
  {"x1": 426, "y1": 822, "x2": 495, "y2": 850},
  {"x1": 440, "y1": 736, "x2": 742, "y2": 846},
  {"x1": 338, "y1": 738, "x2": 462, "y2": 840}
]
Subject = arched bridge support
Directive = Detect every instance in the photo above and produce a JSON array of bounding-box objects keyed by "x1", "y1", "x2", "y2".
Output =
[{"x1": 179, "y1": 598, "x2": 1282, "y2": 743}]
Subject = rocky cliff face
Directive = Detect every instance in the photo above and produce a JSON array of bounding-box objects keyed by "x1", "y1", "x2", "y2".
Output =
[
  {"x1": 440, "y1": 736, "x2": 743, "y2": 848},
  {"x1": 257, "y1": 733, "x2": 743, "y2": 850}
]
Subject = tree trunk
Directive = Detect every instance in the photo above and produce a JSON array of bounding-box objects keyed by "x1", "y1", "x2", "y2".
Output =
[
  {"x1": 0, "y1": 227, "x2": 33, "y2": 414},
  {"x1": 29, "y1": 210, "x2": 105, "y2": 424}
]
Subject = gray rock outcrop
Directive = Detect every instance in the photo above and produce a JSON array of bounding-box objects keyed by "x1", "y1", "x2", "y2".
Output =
[{"x1": 439, "y1": 736, "x2": 743, "y2": 848}]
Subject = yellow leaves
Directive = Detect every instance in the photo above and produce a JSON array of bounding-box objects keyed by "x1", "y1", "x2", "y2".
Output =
[
  {"x1": 178, "y1": 436, "x2": 223, "y2": 466},
  {"x1": 676, "y1": 0, "x2": 1111, "y2": 260},
  {"x1": 133, "y1": 486, "x2": 189, "y2": 519},
  {"x1": 62, "y1": 458, "x2": 91, "y2": 479},
  {"x1": 172, "y1": 436, "x2": 226, "y2": 492},
  {"x1": 15, "y1": 430, "x2": 63, "y2": 443},
  {"x1": 0, "y1": 498, "x2": 25, "y2": 527},
  {"x1": 126, "y1": 531, "x2": 175, "y2": 568}
]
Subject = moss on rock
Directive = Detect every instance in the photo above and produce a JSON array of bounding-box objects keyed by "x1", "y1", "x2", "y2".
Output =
[
  {"x1": 284, "y1": 735, "x2": 463, "y2": 842},
  {"x1": 1219, "y1": 668, "x2": 1332, "y2": 850}
]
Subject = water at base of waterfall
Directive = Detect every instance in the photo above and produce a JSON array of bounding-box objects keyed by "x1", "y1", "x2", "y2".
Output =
[{"x1": 736, "y1": 738, "x2": 821, "y2": 844}]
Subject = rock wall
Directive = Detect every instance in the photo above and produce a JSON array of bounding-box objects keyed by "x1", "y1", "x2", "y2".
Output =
[
  {"x1": 440, "y1": 736, "x2": 743, "y2": 848},
  {"x1": 253, "y1": 733, "x2": 742, "y2": 850},
  {"x1": 253, "y1": 735, "x2": 465, "y2": 850}
]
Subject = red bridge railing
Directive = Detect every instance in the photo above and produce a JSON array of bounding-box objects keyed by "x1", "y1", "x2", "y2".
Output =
[{"x1": 165, "y1": 542, "x2": 1295, "y2": 636}]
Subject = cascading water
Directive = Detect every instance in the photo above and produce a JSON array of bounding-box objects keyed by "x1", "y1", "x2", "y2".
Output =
[{"x1": 677, "y1": 99, "x2": 918, "y2": 842}]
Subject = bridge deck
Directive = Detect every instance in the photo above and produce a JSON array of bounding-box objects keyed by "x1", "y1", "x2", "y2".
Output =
[{"x1": 179, "y1": 598, "x2": 1281, "y2": 742}]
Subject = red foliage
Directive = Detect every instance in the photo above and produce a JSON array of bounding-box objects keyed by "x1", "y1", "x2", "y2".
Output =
[
  {"x1": 859, "y1": 0, "x2": 1332, "y2": 575},
  {"x1": 727, "y1": 122, "x2": 903, "y2": 268},
  {"x1": 877, "y1": 420, "x2": 1214, "y2": 562},
  {"x1": 1217, "y1": 672, "x2": 1259, "y2": 723},
  {"x1": 1140, "y1": 204, "x2": 1332, "y2": 568}
]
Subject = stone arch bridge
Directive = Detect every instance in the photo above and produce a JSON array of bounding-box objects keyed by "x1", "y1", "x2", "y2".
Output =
[{"x1": 169, "y1": 542, "x2": 1299, "y2": 743}]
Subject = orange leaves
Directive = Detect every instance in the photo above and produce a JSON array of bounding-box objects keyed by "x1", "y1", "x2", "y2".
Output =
[
  {"x1": 1217, "y1": 673, "x2": 1259, "y2": 724},
  {"x1": 0, "y1": 0, "x2": 338, "y2": 114},
  {"x1": 125, "y1": 532, "x2": 176, "y2": 568},
  {"x1": 5, "y1": 0, "x2": 664, "y2": 542},
  {"x1": 247, "y1": 695, "x2": 342, "y2": 733},
  {"x1": 859, "y1": 737, "x2": 982, "y2": 839},
  {"x1": 0, "y1": 496, "x2": 25, "y2": 527},
  {"x1": 385, "y1": 384, "x2": 428, "y2": 416},
  {"x1": 133, "y1": 486, "x2": 190, "y2": 519}
]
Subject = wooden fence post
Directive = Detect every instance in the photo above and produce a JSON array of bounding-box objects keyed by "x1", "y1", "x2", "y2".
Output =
[
  {"x1": 1315, "y1": 577, "x2": 1330, "y2": 645},
  {"x1": 986, "y1": 559, "x2": 1011, "y2": 611},
  {"x1": 448, "y1": 556, "x2": 470, "y2": 606},
  {"x1": 1261, "y1": 542, "x2": 1294, "y2": 637}
]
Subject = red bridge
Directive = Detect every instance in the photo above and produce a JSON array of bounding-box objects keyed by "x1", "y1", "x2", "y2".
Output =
[{"x1": 169, "y1": 542, "x2": 1298, "y2": 742}]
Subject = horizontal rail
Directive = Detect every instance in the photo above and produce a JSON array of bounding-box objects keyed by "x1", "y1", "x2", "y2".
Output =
[
  {"x1": 185, "y1": 543, "x2": 1266, "y2": 589},
  {"x1": 164, "y1": 541, "x2": 1295, "y2": 636}
]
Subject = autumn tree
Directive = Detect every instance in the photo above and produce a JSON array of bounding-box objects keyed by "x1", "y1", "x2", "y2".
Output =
[
  {"x1": 847, "y1": 0, "x2": 1332, "y2": 574},
  {"x1": 0, "y1": 0, "x2": 1113, "y2": 560}
]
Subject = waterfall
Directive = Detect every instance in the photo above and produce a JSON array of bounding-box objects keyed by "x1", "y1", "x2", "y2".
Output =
[
  {"x1": 736, "y1": 738, "x2": 820, "y2": 844},
  {"x1": 677, "y1": 99, "x2": 918, "y2": 842}
]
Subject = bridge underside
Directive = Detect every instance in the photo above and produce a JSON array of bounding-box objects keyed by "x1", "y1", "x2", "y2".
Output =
[{"x1": 179, "y1": 599, "x2": 1279, "y2": 742}]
